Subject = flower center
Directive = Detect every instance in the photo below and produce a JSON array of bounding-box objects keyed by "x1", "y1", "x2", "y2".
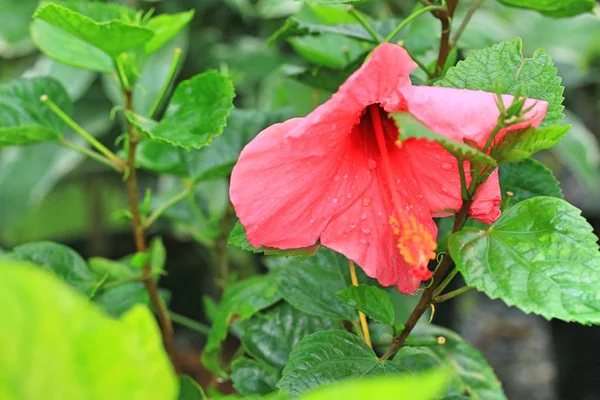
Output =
[{"x1": 367, "y1": 104, "x2": 435, "y2": 281}]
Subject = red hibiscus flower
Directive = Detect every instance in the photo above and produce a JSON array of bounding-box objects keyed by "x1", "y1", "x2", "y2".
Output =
[{"x1": 230, "y1": 43, "x2": 547, "y2": 294}]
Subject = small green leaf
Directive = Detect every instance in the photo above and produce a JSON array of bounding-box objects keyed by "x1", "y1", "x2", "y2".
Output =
[
  {"x1": 299, "y1": 369, "x2": 450, "y2": 400},
  {"x1": 241, "y1": 303, "x2": 341, "y2": 371},
  {"x1": 228, "y1": 221, "x2": 320, "y2": 258},
  {"x1": 277, "y1": 248, "x2": 356, "y2": 320},
  {"x1": 496, "y1": 0, "x2": 595, "y2": 17},
  {"x1": 11, "y1": 241, "x2": 95, "y2": 293},
  {"x1": 392, "y1": 112, "x2": 496, "y2": 165},
  {"x1": 145, "y1": 10, "x2": 194, "y2": 54},
  {"x1": 0, "y1": 77, "x2": 71, "y2": 147},
  {"x1": 499, "y1": 158, "x2": 563, "y2": 204},
  {"x1": 436, "y1": 38, "x2": 564, "y2": 128},
  {"x1": 201, "y1": 274, "x2": 282, "y2": 377},
  {"x1": 146, "y1": 71, "x2": 235, "y2": 149},
  {"x1": 278, "y1": 330, "x2": 404, "y2": 396},
  {"x1": 149, "y1": 237, "x2": 166, "y2": 277},
  {"x1": 94, "y1": 282, "x2": 149, "y2": 317},
  {"x1": 33, "y1": 2, "x2": 154, "y2": 58},
  {"x1": 178, "y1": 375, "x2": 207, "y2": 400},
  {"x1": 395, "y1": 325, "x2": 507, "y2": 399},
  {"x1": 449, "y1": 197, "x2": 600, "y2": 324},
  {"x1": 336, "y1": 284, "x2": 395, "y2": 326},
  {"x1": 88, "y1": 257, "x2": 136, "y2": 281},
  {"x1": 493, "y1": 125, "x2": 570, "y2": 163},
  {"x1": 231, "y1": 358, "x2": 279, "y2": 396},
  {"x1": 0, "y1": 261, "x2": 177, "y2": 399}
]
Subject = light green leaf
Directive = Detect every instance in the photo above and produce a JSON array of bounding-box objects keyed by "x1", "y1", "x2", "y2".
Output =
[
  {"x1": 392, "y1": 112, "x2": 496, "y2": 165},
  {"x1": 147, "y1": 71, "x2": 235, "y2": 149},
  {"x1": 436, "y1": 38, "x2": 564, "y2": 128},
  {"x1": 499, "y1": 158, "x2": 563, "y2": 204},
  {"x1": 496, "y1": 0, "x2": 595, "y2": 17},
  {"x1": 277, "y1": 248, "x2": 356, "y2": 320},
  {"x1": 88, "y1": 257, "x2": 136, "y2": 281},
  {"x1": 336, "y1": 284, "x2": 395, "y2": 326},
  {"x1": 0, "y1": 77, "x2": 71, "y2": 147},
  {"x1": 228, "y1": 221, "x2": 320, "y2": 258},
  {"x1": 0, "y1": 260, "x2": 177, "y2": 400},
  {"x1": 277, "y1": 330, "x2": 406, "y2": 396},
  {"x1": 493, "y1": 125, "x2": 570, "y2": 163},
  {"x1": 33, "y1": 2, "x2": 154, "y2": 57},
  {"x1": 0, "y1": 0, "x2": 38, "y2": 58},
  {"x1": 241, "y1": 303, "x2": 341, "y2": 371},
  {"x1": 145, "y1": 10, "x2": 194, "y2": 54},
  {"x1": 395, "y1": 325, "x2": 507, "y2": 400},
  {"x1": 136, "y1": 140, "x2": 188, "y2": 175},
  {"x1": 149, "y1": 237, "x2": 166, "y2": 277},
  {"x1": 449, "y1": 196, "x2": 600, "y2": 324},
  {"x1": 12, "y1": 241, "x2": 95, "y2": 293},
  {"x1": 178, "y1": 375, "x2": 207, "y2": 400},
  {"x1": 93, "y1": 282, "x2": 149, "y2": 317},
  {"x1": 201, "y1": 274, "x2": 282, "y2": 377},
  {"x1": 231, "y1": 358, "x2": 279, "y2": 396},
  {"x1": 299, "y1": 369, "x2": 450, "y2": 400}
]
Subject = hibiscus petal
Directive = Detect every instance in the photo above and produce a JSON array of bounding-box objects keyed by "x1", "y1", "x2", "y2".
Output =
[
  {"x1": 229, "y1": 118, "x2": 374, "y2": 249},
  {"x1": 401, "y1": 86, "x2": 548, "y2": 146}
]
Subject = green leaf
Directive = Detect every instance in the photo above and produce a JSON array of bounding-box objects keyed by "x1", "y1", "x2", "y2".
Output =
[
  {"x1": 241, "y1": 303, "x2": 341, "y2": 371},
  {"x1": 336, "y1": 284, "x2": 395, "y2": 326},
  {"x1": 0, "y1": 260, "x2": 177, "y2": 399},
  {"x1": 499, "y1": 158, "x2": 563, "y2": 204},
  {"x1": 277, "y1": 248, "x2": 356, "y2": 320},
  {"x1": 298, "y1": 0, "x2": 375, "y2": 3},
  {"x1": 436, "y1": 38, "x2": 564, "y2": 128},
  {"x1": 30, "y1": 19, "x2": 114, "y2": 72},
  {"x1": 24, "y1": 56, "x2": 97, "y2": 101},
  {"x1": 149, "y1": 237, "x2": 166, "y2": 277},
  {"x1": 496, "y1": 0, "x2": 595, "y2": 17},
  {"x1": 146, "y1": 71, "x2": 235, "y2": 149},
  {"x1": 228, "y1": 221, "x2": 320, "y2": 258},
  {"x1": 0, "y1": 0, "x2": 38, "y2": 58},
  {"x1": 93, "y1": 282, "x2": 149, "y2": 317},
  {"x1": 493, "y1": 125, "x2": 570, "y2": 163},
  {"x1": 145, "y1": 10, "x2": 194, "y2": 54},
  {"x1": 201, "y1": 274, "x2": 282, "y2": 377},
  {"x1": 278, "y1": 330, "x2": 405, "y2": 396},
  {"x1": 449, "y1": 196, "x2": 600, "y2": 324},
  {"x1": 0, "y1": 77, "x2": 71, "y2": 147},
  {"x1": 395, "y1": 325, "x2": 507, "y2": 399},
  {"x1": 11, "y1": 241, "x2": 96, "y2": 293},
  {"x1": 136, "y1": 140, "x2": 188, "y2": 175},
  {"x1": 392, "y1": 112, "x2": 496, "y2": 165},
  {"x1": 88, "y1": 257, "x2": 136, "y2": 281},
  {"x1": 33, "y1": 2, "x2": 154, "y2": 58},
  {"x1": 299, "y1": 369, "x2": 450, "y2": 400},
  {"x1": 231, "y1": 358, "x2": 279, "y2": 396},
  {"x1": 178, "y1": 375, "x2": 207, "y2": 400}
]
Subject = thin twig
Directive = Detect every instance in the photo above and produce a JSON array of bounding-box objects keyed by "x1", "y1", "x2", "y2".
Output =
[
  {"x1": 434, "y1": 285, "x2": 474, "y2": 303},
  {"x1": 347, "y1": 6, "x2": 382, "y2": 43},
  {"x1": 169, "y1": 310, "x2": 211, "y2": 335},
  {"x1": 348, "y1": 260, "x2": 372, "y2": 348},
  {"x1": 451, "y1": 0, "x2": 485, "y2": 47},
  {"x1": 383, "y1": 5, "x2": 445, "y2": 43},
  {"x1": 148, "y1": 48, "x2": 183, "y2": 118},
  {"x1": 144, "y1": 185, "x2": 191, "y2": 230},
  {"x1": 58, "y1": 138, "x2": 122, "y2": 172}
]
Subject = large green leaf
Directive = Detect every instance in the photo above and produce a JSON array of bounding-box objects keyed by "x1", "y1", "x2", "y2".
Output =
[
  {"x1": 0, "y1": 0, "x2": 38, "y2": 58},
  {"x1": 499, "y1": 158, "x2": 563, "y2": 204},
  {"x1": 436, "y1": 38, "x2": 564, "y2": 128},
  {"x1": 0, "y1": 260, "x2": 177, "y2": 400},
  {"x1": 277, "y1": 248, "x2": 355, "y2": 320},
  {"x1": 33, "y1": 2, "x2": 154, "y2": 58},
  {"x1": 11, "y1": 241, "x2": 96, "y2": 293},
  {"x1": 392, "y1": 112, "x2": 496, "y2": 165},
  {"x1": 201, "y1": 274, "x2": 282, "y2": 377},
  {"x1": 299, "y1": 369, "x2": 450, "y2": 400},
  {"x1": 231, "y1": 358, "x2": 280, "y2": 396},
  {"x1": 145, "y1": 71, "x2": 235, "y2": 149},
  {"x1": 449, "y1": 196, "x2": 600, "y2": 324},
  {"x1": 0, "y1": 77, "x2": 71, "y2": 147},
  {"x1": 277, "y1": 330, "x2": 405, "y2": 396},
  {"x1": 336, "y1": 284, "x2": 395, "y2": 326},
  {"x1": 395, "y1": 325, "x2": 507, "y2": 400},
  {"x1": 241, "y1": 303, "x2": 341, "y2": 371},
  {"x1": 496, "y1": 0, "x2": 595, "y2": 17}
]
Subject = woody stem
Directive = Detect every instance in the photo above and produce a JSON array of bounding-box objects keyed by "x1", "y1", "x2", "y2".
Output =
[{"x1": 348, "y1": 260, "x2": 372, "y2": 348}]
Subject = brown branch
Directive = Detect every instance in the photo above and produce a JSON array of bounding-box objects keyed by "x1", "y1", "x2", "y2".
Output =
[
  {"x1": 123, "y1": 91, "x2": 177, "y2": 369},
  {"x1": 432, "y1": 0, "x2": 460, "y2": 77}
]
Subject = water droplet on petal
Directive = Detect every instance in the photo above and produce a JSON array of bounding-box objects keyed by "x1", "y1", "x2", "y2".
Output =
[
  {"x1": 347, "y1": 193, "x2": 352, "y2": 199},
  {"x1": 252, "y1": 224, "x2": 258, "y2": 229},
  {"x1": 441, "y1": 187, "x2": 449, "y2": 193},
  {"x1": 332, "y1": 197, "x2": 339, "y2": 204},
  {"x1": 360, "y1": 213, "x2": 368, "y2": 220},
  {"x1": 417, "y1": 194, "x2": 423, "y2": 200},
  {"x1": 354, "y1": 175, "x2": 359, "y2": 179},
  {"x1": 362, "y1": 197, "x2": 372, "y2": 207},
  {"x1": 350, "y1": 223, "x2": 357, "y2": 229},
  {"x1": 362, "y1": 227, "x2": 371, "y2": 234},
  {"x1": 441, "y1": 163, "x2": 452, "y2": 170},
  {"x1": 343, "y1": 174, "x2": 349, "y2": 179},
  {"x1": 360, "y1": 238, "x2": 368, "y2": 244},
  {"x1": 334, "y1": 175, "x2": 340, "y2": 181},
  {"x1": 377, "y1": 212, "x2": 382, "y2": 217},
  {"x1": 309, "y1": 218, "x2": 315, "y2": 224},
  {"x1": 367, "y1": 159, "x2": 377, "y2": 169},
  {"x1": 396, "y1": 178, "x2": 401, "y2": 184}
]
